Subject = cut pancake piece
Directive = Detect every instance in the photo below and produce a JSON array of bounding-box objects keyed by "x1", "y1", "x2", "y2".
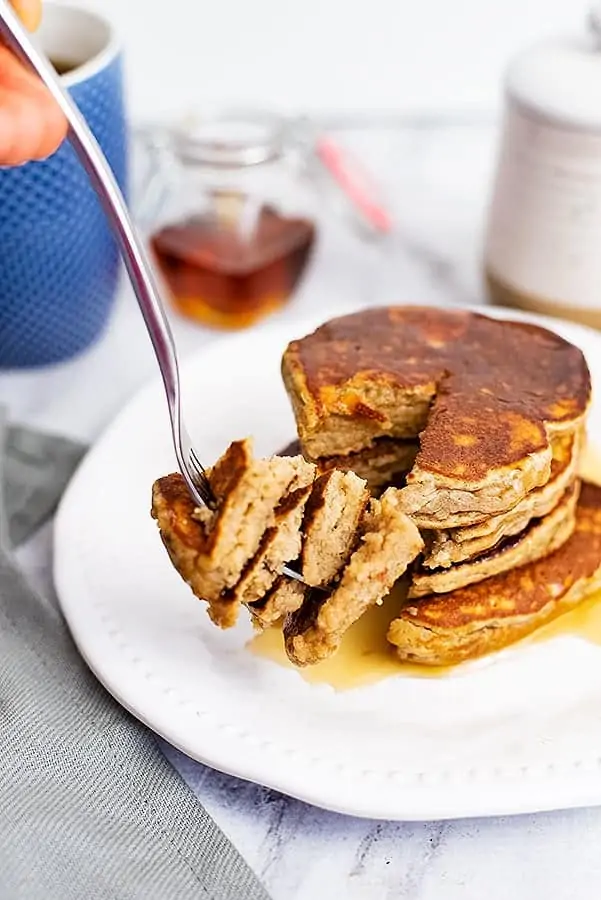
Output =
[
  {"x1": 424, "y1": 430, "x2": 581, "y2": 568},
  {"x1": 284, "y1": 488, "x2": 424, "y2": 666},
  {"x1": 409, "y1": 481, "x2": 580, "y2": 598},
  {"x1": 282, "y1": 307, "x2": 590, "y2": 527},
  {"x1": 249, "y1": 576, "x2": 307, "y2": 629},
  {"x1": 302, "y1": 469, "x2": 370, "y2": 588},
  {"x1": 249, "y1": 469, "x2": 369, "y2": 627},
  {"x1": 151, "y1": 439, "x2": 315, "y2": 628},
  {"x1": 315, "y1": 438, "x2": 418, "y2": 492},
  {"x1": 229, "y1": 484, "x2": 312, "y2": 607},
  {"x1": 388, "y1": 480, "x2": 601, "y2": 666},
  {"x1": 277, "y1": 438, "x2": 417, "y2": 493}
]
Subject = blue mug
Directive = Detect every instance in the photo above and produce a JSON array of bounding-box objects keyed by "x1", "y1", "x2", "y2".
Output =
[{"x1": 0, "y1": 2, "x2": 128, "y2": 368}]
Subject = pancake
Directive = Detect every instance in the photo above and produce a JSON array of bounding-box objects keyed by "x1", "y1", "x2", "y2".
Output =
[
  {"x1": 388, "y1": 480, "x2": 601, "y2": 665},
  {"x1": 278, "y1": 437, "x2": 417, "y2": 493},
  {"x1": 282, "y1": 307, "x2": 590, "y2": 527},
  {"x1": 249, "y1": 576, "x2": 307, "y2": 630},
  {"x1": 314, "y1": 438, "x2": 418, "y2": 492},
  {"x1": 284, "y1": 488, "x2": 423, "y2": 666},
  {"x1": 300, "y1": 469, "x2": 370, "y2": 588},
  {"x1": 151, "y1": 439, "x2": 315, "y2": 628},
  {"x1": 228, "y1": 484, "x2": 312, "y2": 607},
  {"x1": 423, "y1": 430, "x2": 581, "y2": 568},
  {"x1": 249, "y1": 469, "x2": 369, "y2": 628},
  {"x1": 409, "y1": 481, "x2": 580, "y2": 598}
]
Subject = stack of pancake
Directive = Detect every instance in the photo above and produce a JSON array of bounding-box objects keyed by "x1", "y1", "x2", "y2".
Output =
[
  {"x1": 282, "y1": 306, "x2": 597, "y2": 665},
  {"x1": 151, "y1": 305, "x2": 601, "y2": 672}
]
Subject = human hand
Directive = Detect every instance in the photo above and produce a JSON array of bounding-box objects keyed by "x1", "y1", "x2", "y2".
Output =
[{"x1": 0, "y1": 0, "x2": 67, "y2": 165}]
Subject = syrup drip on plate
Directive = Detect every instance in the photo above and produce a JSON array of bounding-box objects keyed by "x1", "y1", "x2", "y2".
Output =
[{"x1": 249, "y1": 582, "x2": 456, "y2": 690}]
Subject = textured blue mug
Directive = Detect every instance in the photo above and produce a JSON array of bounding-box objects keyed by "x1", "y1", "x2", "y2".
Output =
[{"x1": 0, "y1": 2, "x2": 127, "y2": 368}]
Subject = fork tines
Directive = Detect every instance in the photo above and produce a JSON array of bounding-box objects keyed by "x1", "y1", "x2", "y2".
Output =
[{"x1": 188, "y1": 449, "x2": 217, "y2": 508}]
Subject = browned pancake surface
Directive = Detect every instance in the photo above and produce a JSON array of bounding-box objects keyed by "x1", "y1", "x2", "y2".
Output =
[
  {"x1": 151, "y1": 440, "x2": 314, "y2": 627},
  {"x1": 423, "y1": 429, "x2": 581, "y2": 569},
  {"x1": 283, "y1": 307, "x2": 590, "y2": 483},
  {"x1": 388, "y1": 481, "x2": 601, "y2": 664}
]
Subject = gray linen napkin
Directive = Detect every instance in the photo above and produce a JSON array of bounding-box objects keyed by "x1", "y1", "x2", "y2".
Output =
[{"x1": 0, "y1": 415, "x2": 271, "y2": 900}]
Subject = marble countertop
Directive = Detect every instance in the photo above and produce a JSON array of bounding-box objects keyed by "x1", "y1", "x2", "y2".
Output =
[{"x1": 6, "y1": 121, "x2": 601, "y2": 900}]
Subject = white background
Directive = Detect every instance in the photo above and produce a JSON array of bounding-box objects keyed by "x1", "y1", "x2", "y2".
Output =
[{"x1": 67, "y1": 0, "x2": 590, "y2": 122}]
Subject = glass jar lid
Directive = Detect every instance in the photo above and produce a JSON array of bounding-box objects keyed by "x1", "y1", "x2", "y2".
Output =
[{"x1": 169, "y1": 110, "x2": 288, "y2": 169}]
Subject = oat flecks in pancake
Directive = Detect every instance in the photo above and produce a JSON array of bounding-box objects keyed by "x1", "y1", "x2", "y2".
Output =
[
  {"x1": 282, "y1": 307, "x2": 590, "y2": 526},
  {"x1": 388, "y1": 480, "x2": 601, "y2": 666},
  {"x1": 284, "y1": 488, "x2": 424, "y2": 666},
  {"x1": 151, "y1": 439, "x2": 314, "y2": 628}
]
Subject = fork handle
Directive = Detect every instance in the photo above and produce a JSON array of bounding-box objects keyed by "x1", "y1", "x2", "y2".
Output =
[{"x1": 0, "y1": 2, "x2": 183, "y2": 440}]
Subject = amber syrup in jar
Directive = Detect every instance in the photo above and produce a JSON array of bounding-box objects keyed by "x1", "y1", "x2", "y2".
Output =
[
  {"x1": 143, "y1": 114, "x2": 323, "y2": 330},
  {"x1": 151, "y1": 198, "x2": 316, "y2": 329}
]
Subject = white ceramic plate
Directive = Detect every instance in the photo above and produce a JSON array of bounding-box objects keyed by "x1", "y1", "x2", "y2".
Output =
[{"x1": 55, "y1": 305, "x2": 601, "y2": 822}]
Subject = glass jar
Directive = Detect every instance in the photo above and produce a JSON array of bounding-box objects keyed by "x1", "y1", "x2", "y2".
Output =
[{"x1": 136, "y1": 111, "x2": 391, "y2": 330}]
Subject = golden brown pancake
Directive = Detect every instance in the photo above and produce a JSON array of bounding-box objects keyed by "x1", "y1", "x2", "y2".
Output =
[
  {"x1": 151, "y1": 439, "x2": 314, "y2": 627},
  {"x1": 249, "y1": 469, "x2": 369, "y2": 628},
  {"x1": 282, "y1": 307, "x2": 590, "y2": 527},
  {"x1": 314, "y1": 438, "x2": 418, "y2": 492},
  {"x1": 278, "y1": 438, "x2": 417, "y2": 493},
  {"x1": 285, "y1": 488, "x2": 424, "y2": 666},
  {"x1": 423, "y1": 430, "x2": 581, "y2": 568},
  {"x1": 388, "y1": 480, "x2": 601, "y2": 665},
  {"x1": 249, "y1": 576, "x2": 307, "y2": 629},
  {"x1": 300, "y1": 469, "x2": 370, "y2": 588},
  {"x1": 410, "y1": 481, "x2": 579, "y2": 598},
  {"x1": 229, "y1": 484, "x2": 312, "y2": 607}
]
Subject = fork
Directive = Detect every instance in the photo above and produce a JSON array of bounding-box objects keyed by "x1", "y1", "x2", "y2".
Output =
[
  {"x1": 0, "y1": 1, "x2": 217, "y2": 509},
  {"x1": 0, "y1": 3, "x2": 312, "y2": 588}
]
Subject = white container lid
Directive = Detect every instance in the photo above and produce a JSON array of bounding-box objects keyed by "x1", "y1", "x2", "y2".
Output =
[{"x1": 506, "y1": 6, "x2": 601, "y2": 130}]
